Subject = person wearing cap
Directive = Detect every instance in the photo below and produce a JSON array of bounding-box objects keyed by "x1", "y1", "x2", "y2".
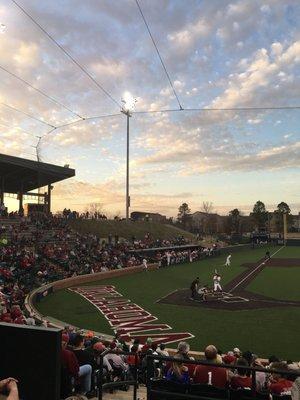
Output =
[
  {"x1": 222, "y1": 353, "x2": 236, "y2": 379},
  {"x1": 190, "y1": 277, "x2": 200, "y2": 299},
  {"x1": 93, "y1": 342, "x2": 112, "y2": 374}
]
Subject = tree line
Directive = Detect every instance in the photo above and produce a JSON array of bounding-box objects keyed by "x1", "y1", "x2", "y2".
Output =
[{"x1": 177, "y1": 200, "x2": 293, "y2": 234}]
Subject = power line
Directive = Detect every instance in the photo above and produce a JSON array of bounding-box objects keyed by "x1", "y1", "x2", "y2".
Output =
[
  {"x1": 134, "y1": 0, "x2": 183, "y2": 110},
  {"x1": 0, "y1": 121, "x2": 37, "y2": 137},
  {"x1": 11, "y1": 0, "x2": 121, "y2": 109},
  {"x1": 0, "y1": 64, "x2": 84, "y2": 119},
  {"x1": 41, "y1": 112, "x2": 121, "y2": 138},
  {"x1": 0, "y1": 101, "x2": 55, "y2": 128},
  {"x1": 132, "y1": 105, "x2": 300, "y2": 114}
]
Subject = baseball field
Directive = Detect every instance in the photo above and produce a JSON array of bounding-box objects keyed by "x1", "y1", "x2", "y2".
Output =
[{"x1": 36, "y1": 245, "x2": 300, "y2": 360}]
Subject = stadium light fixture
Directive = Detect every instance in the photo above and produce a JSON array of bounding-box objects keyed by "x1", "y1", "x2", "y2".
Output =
[{"x1": 120, "y1": 91, "x2": 137, "y2": 220}]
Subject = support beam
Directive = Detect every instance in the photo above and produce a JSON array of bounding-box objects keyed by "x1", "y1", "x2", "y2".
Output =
[{"x1": 47, "y1": 184, "x2": 52, "y2": 214}]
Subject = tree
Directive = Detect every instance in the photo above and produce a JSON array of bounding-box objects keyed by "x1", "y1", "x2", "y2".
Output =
[
  {"x1": 276, "y1": 202, "x2": 291, "y2": 214},
  {"x1": 273, "y1": 202, "x2": 292, "y2": 232},
  {"x1": 177, "y1": 203, "x2": 191, "y2": 229},
  {"x1": 201, "y1": 201, "x2": 214, "y2": 214},
  {"x1": 85, "y1": 202, "x2": 105, "y2": 216},
  {"x1": 228, "y1": 208, "x2": 241, "y2": 233},
  {"x1": 252, "y1": 200, "x2": 268, "y2": 229}
]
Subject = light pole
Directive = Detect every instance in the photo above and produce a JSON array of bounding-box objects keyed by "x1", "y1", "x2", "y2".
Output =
[{"x1": 121, "y1": 92, "x2": 136, "y2": 221}]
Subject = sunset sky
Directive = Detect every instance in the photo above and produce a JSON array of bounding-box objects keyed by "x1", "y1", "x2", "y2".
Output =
[{"x1": 0, "y1": 0, "x2": 300, "y2": 217}]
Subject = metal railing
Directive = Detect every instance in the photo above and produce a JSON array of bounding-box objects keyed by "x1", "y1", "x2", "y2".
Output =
[
  {"x1": 96, "y1": 352, "x2": 300, "y2": 400},
  {"x1": 145, "y1": 354, "x2": 300, "y2": 400}
]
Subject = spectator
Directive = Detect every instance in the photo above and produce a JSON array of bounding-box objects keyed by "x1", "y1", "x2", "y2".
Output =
[
  {"x1": 292, "y1": 377, "x2": 300, "y2": 400},
  {"x1": 166, "y1": 354, "x2": 190, "y2": 384},
  {"x1": 72, "y1": 334, "x2": 96, "y2": 370},
  {"x1": 157, "y1": 343, "x2": 169, "y2": 358},
  {"x1": 230, "y1": 358, "x2": 252, "y2": 390},
  {"x1": 61, "y1": 333, "x2": 92, "y2": 397},
  {"x1": 251, "y1": 356, "x2": 267, "y2": 392},
  {"x1": 194, "y1": 345, "x2": 228, "y2": 388},
  {"x1": 269, "y1": 362, "x2": 293, "y2": 396}
]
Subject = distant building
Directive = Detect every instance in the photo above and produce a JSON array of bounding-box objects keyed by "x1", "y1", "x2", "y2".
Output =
[
  {"x1": 131, "y1": 211, "x2": 167, "y2": 223},
  {"x1": 191, "y1": 211, "x2": 226, "y2": 233}
]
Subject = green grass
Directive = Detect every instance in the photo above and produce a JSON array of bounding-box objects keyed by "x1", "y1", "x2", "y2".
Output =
[
  {"x1": 68, "y1": 219, "x2": 195, "y2": 240},
  {"x1": 247, "y1": 246, "x2": 300, "y2": 301},
  {"x1": 36, "y1": 245, "x2": 300, "y2": 360}
]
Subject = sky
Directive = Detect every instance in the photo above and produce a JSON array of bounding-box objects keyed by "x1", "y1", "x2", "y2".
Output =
[{"x1": 0, "y1": 0, "x2": 300, "y2": 217}]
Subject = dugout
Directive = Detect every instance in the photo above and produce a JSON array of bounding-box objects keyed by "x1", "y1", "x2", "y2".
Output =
[{"x1": 0, "y1": 153, "x2": 75, "y2": 213}]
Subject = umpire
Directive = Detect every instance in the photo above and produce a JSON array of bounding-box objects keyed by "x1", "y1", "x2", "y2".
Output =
[{"x1": 190, "y1": 277, "x2": 200, "y2": 299}]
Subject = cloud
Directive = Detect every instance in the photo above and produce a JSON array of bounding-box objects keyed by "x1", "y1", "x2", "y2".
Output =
[
  {"x1": 247, "y1": 118, "x2": 262, "y2": 125},
  {"x1": 167, "y1": 17, "x2": 210, "y2": 49},
  {"x1": 210, "y1": 40, "x2": 300, "y2": 109}
]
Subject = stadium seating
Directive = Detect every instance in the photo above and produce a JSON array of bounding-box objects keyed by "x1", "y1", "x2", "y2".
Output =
[{"x1": 190, "y1": 384, "x2": 228, "y2": 399}]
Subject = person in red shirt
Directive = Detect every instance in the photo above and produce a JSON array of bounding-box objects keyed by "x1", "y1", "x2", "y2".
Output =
[
  {"x1": 61, "y1": 333, "x2": 80, "y2": 380},
  {"x1": 194, "y1": 345, "x2": 228, "y2": 388},
  {"x1": 230, "y1": 358, "x2": 252, "y2": 390},
  {"x1": 269, "y1": 362, "x2": 293, "y2": 396}
]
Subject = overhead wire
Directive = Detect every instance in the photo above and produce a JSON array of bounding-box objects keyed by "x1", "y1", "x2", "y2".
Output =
[
  {"x1": 41, "y1": 112, "x2": 121, "y2": 138},
  {"x1": 134, "y1": 0, "x2": 183, "y2": 110},
  {"x1": 0, "y1": 121, "x2": 38, "y2": 137},
  {"x1": 132, "y1": 105, "x2": 300, "y2": 114},
  {"x1": 0, "y1": 64, "x2": 85, "y2": 119},
  {"x1": 11, "y1": 0, "x2": 121, "y2": 109},
  {"x1": 0, "y1": 101, "x2": 56, "y2": 128}
]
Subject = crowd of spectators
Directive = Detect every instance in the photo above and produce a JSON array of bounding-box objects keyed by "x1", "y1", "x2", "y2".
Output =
[
  {"x1": 58, "y1": 329, "x2": 300, "y2": 399},
  {"x1": 0, "y1": 214, "x2": 205, "y2": 331},
  {"x1": 162, "y1": 342, "x2": 300, "y2": 398}
]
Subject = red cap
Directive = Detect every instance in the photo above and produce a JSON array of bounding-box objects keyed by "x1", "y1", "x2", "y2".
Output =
[
  {"x1": 93, "y1": 342, "x2": 105, "y2": 352},
  {"x1": 223, "y1": 355, "x2": 236, "y2": 364},
  {"x1": 62, "y1": 333, "x2": 69, "y2": 343}
]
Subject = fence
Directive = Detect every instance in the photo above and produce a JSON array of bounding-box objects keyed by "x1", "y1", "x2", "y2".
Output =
[{"x1": 97, "y1": 352, "x2": 300, "y2": 400}]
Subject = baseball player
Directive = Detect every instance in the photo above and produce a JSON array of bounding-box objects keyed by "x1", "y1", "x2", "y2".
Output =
[
  {"x1": 213, "y1": 272, "x2": 222, "y2": 292},
  {"x1": 142, "y1": 258, "x2": 148, "y2": 271},
  {"x1": 190, "y1": 277, "x2": 200, "y2": 299},
  {"x1": 225, "y1": 254, "x2": 232, "y2": 267}
]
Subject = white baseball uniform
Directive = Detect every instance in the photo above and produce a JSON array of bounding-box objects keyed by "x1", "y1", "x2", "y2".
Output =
[
  {"x1": 213, "y1": 274, "x2": 222, "y2": 291},
  {"x1": 225, "y1": 254, "x2": 232, "y2": 266},
  {"x1": 142, "y1": 259, "x2": 148, "y2": 271}
]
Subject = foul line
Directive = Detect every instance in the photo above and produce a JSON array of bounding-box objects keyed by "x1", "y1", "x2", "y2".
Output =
[{"x1": 228, "y1": 246, "x2": 285, "y2": 294}]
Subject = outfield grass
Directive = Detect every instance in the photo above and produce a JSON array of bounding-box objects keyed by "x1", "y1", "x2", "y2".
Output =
[
  {"x1": 247, "y1": 246, "x2": 300, "y2": 301},
  {"x1": 36, "y1": 245, "x2": 300, "y2": 360}
]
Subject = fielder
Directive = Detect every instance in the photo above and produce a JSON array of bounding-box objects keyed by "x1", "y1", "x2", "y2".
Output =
[
  {"x1": 225, "y1": 254, "x2": 232, "y2": 267},
  {"x1": 213, "y1": 272, "x2": 222, "y2": 292},
  {"x1": 142, "y1": 258, "x2": 148, "y2": 271}
]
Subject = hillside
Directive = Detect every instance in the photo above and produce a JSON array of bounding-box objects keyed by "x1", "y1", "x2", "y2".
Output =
[{"x1": 68, "y1": 219, "x2": 196, "y2": 241}]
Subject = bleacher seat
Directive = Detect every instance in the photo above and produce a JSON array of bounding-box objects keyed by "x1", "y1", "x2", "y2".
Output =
[
  {"x1": 150, "y1": 378, "x2": 188, "y2": 400},
  {"x1": 229, "y1": 388, "x2": 252, "y2": 399},
  {"x1": 189, "y1": 383, "x2": 228, "y2": 399}
]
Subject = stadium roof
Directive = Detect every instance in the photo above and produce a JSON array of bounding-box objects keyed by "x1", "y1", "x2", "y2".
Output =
[{"x1": 0, "y1": 153, "x2": 75, "y2": 193}]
